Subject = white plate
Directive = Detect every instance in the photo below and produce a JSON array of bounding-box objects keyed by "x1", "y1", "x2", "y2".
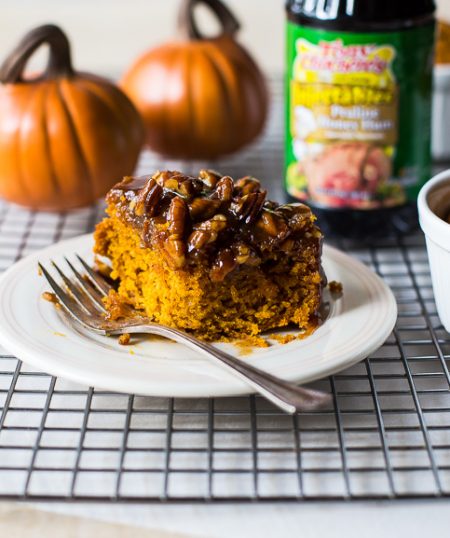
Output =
[{"x1": 0, "y1": 234, "x2": 397, "y2": 397}]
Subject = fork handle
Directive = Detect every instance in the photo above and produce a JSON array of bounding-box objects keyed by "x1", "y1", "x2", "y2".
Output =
[{"x1": 113, "y1": 324, "x2": 331, "y2": 414}]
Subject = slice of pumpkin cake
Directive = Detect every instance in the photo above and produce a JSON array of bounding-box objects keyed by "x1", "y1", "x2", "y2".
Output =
[{"x1": 94, "y1": 170, "x2": 325, "y2": 341}]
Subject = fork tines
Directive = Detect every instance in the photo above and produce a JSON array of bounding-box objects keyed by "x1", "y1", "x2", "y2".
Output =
[{"x1": 39, "y1": 256, "x2": 112, "y2": 331}]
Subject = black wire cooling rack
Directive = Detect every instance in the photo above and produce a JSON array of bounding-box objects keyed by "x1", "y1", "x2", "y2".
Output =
[{"x1": 1, "y1": 83, "x2": 450, "y2": 501}]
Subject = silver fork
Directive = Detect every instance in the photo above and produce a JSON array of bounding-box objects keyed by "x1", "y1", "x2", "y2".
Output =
[{"x1": 38, "y1": 256, "x2": 332, "y2": 414}]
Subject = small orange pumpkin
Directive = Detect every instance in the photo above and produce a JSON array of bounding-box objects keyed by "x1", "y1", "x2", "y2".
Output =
[
  {"x1": 121, "y1": 0, "x2": 268, "y2": 160},
  {"x1": 0, "y1": 25, "x2": 144, "y2": 211}
]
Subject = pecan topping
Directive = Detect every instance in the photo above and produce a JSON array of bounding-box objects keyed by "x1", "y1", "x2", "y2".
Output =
[
  {"x1": 234, "y1": 176, "x2": 261, "y2": 195},
  {"x1": 276, "y1": 203, "x2": 312, "y2": 231},
  {"x1": 164, "y1": 197, "x2": 189, "y2": 268},
  {"x1": 108, "y1": 170, "x2": 322, "y2": 281},
  {"x1": 188, "y1": 214, "x2": 227, "y2": 251},
  {"x1": 152, "y1": 170, "x2": 177, "y2": 186},
  {"x1": 256, "y1": 210, "x2": 289, "y2": 241},
  {"x1": 164, "y1": 235, "x2": 186, "y2": 269},
  {"x1": 210, "y1": 248, "x2": 237, "y2": 282},
  {"x1": 231, "y1": 191, "x2": 266, "y2": 225},
  {"x1": 213, "y1": 176, "x2": 234, "y2": 202},
  {"x1": 178, "y1": 178, "x2": 203, "y2": 199},
  {"x1": 167, "y1": 197, "x2": 188, "y2": 236},
  {"x1": 199, "y1": 169, "x2": 221, "y2": 188},
  {"x1": 134, "y1": 178, "x2": 163, "y2": 217},
  {"x1": 232, "y1": 242, "x2": 260, "y2": 266},
  {"x1": 188, "y1": 198, "x2": 222, "y2": 220}
]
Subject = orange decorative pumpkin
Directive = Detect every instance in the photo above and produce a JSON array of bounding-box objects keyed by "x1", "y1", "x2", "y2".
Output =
[
  {"x1": 0, "y1": 25, "x2": 144, "y2": 211},
  {"x1": 121, "y1": 0, "x2": 268, "y2": 160}
]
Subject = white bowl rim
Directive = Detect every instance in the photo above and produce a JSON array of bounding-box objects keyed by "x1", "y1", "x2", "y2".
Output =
[
  {"x1": 418, "y1": 169, "x2": 450, "y2": 249},
  {"x1": 434, "y1": 64, "x2": 450, "y2": 76}
]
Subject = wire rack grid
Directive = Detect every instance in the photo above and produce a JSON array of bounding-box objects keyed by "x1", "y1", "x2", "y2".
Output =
[{"x1": 1, "y1": 83, "x2": 450, "y2": 502}]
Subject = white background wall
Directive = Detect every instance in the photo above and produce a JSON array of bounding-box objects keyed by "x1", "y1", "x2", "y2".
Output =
[
  {"x1": 0, "y1": 0, "x2": 285, "y2": 79},
  {"x1": 0, "y1": 0, "x2": 449, "y2": 80}
]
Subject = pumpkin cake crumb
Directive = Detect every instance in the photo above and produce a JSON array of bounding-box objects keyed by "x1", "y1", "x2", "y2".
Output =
[
  {"x1": 118, "y1": 333, "x2": 131, "y2": 346},
  {"x1": 328, "y1": 280, "x2": 343, "y2": 298},
  {"x1": 42, "y1": 291, "x2": 58, "y2": 303},
  {"x1": 328, "y1": 280, "x2": 343, "y2": 293},
  {"x1": 94, "y1": 256, "x2": 113, "y2": 280},
  {"x1": 42, "y1": 291, "x2": 61, "y2": 309},
  {"x1": 269, "y1": 333, "x2": 297, "y2": 345},
  {"x1": 94, "y1": 170, "x2": 325, "y2": 342},
  {"x1": 103, "y1": 289, "x2": 130, "y2": 320},
  {"x1": 235, "y1": 335, "x2": 270, "y2": 355}
]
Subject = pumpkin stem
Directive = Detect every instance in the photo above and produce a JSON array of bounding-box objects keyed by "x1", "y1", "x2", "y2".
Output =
[
  {"x1": 179, "y1": 0, "x2": 240, "y2": 41},
  {"x1": 0, "y1": 24, "x2": 74, "y2": 83}
]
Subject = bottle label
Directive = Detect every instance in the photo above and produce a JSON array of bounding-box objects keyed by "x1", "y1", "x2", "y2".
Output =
[{"x1": 285, "y1": 23, "x2": 435, "y2": 209}]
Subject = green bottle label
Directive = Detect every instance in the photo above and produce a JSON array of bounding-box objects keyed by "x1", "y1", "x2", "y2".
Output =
[{"x1": 285, "y1": 22, "x2": 435, "y2": 209}]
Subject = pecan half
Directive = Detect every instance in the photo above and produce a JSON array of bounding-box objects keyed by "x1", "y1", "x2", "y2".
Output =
[
  {"x1": 276, "y1": 203, "x2": 312, "y2": 231},
  {"x1": 199, "y1": 169, "x2": 222, "y2": 188},
  {"x1": 256, "y1": 209, "x2": 289, "y2": 240},
  {"x1": 164, "y1": 235, "x2": 186, "y2": 269},
  {"x1": 177, "y1": 178, "x2": 204, "y2": 199},
  {"x1": 213, "y1": 176, "x2": 234, "y2": 202},
  {"x1": 152, "y1": 170, "x2": 178, "y2": 186},
  {"x1": 231, "y1": 191, "x2": 266, "y2": 225},
  {"x1": 188, "y1": 198, "x2": 222, "y2": 220},
  {"x1": 188, "y1": 214, "x2": 227, "y2": 251},
  {"x1": 134, "y1": 178, "x2": 163, "y2": 217},
  {"x1": 234, "y1": 176, "x2": 261, "y2": 195},
  {"x1": 167, "y1": 196, "x2": 188, "y2": 236}
]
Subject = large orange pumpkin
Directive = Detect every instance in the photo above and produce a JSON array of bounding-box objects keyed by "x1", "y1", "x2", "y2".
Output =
[
  {"x1": 121, "y1": 0, "x2": 268, "y2": 160},
  {"x1": 0, "y1": 25, "x2": 144, "y2": 211}
]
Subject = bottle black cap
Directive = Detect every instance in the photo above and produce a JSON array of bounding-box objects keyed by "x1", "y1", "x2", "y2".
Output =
[{"x1": 286, "y1": 0, "x2": 436, "y2": 31}]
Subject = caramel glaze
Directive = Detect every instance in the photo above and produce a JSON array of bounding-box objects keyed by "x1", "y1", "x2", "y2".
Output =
[{"x1": 107, "y1": 170, "x2": 324, "y2": 283}]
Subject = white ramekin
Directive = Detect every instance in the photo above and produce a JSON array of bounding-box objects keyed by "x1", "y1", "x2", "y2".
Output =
[
  {"x1": 432, "y1": 65, "x2": 450, "y2": 161},
  {"x1": 418, "y1": 169, "x2": 450, "y2": 332}
]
